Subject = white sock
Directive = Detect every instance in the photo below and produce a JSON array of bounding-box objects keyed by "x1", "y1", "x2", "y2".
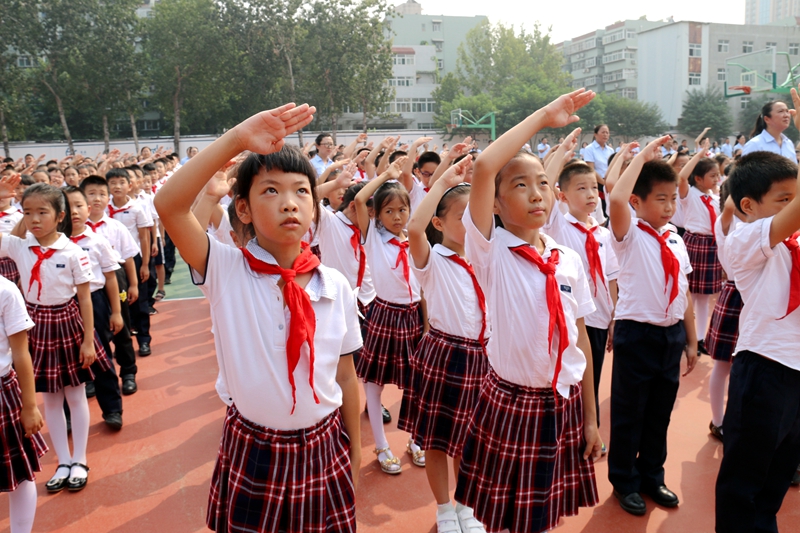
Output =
[
  {"x1": 42, "y1": 390, "x2": 72, "y2": 475},
  {"x1": 365, "y1": 382, "x2": 389, "y2": 450},
  {"x1": 693, "y1": 293, "x2": 713, "y2": 339},
  {"x1": 409, "y1": 440, "x2": 422, "y2": 454},
  {"x1": 437, "y1": 501, "x2": 454, "y2": 515},
  {"x1": 63, "y1": 384, "x2": 90, "y2": 479},
  {"x1": 8, "y1": 480, "x2": 36, "y2": 533},
  {"x1": 710, "y1": 361, "x2": 732, "y2": 427}
]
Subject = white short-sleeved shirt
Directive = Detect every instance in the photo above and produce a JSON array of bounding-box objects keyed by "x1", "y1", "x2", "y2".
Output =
[
  {"x1": 364, "y1": 219, "x2": 421, "y2": 304},
  {"x1": 544, "y1": 208, "x2": 620, "y2": 329},
  {"x1": 537, "y1": 143, "x2": 551, "y2": 159},
  {"x1": 88, "y1": 215, "x2": 140, "y2": 262},
  {"x1": 210, "y1": 209, "x2": 237, "y2": 248},
  {"x1": 583, "y1": 141, "x2": 616, "y2": 179},
  {"x1": 728, "y1": 216, "x2": 800, "y2": 369},
  {"x1": 741, "y1": 130, "x2": 798, "y2": 163},
  {"x1": 70, "y1": 229, "x2": 121, "y2": 292},
  {"x1": 463, "y1": 207, "x2": 594, "y2": 397},
  {"x1": 191, "y1": 237, "x2": 363, "y2": 430},
  {"x1": 0, "y1": 207, "x2": 23, "y2": 236},
  {"x1": 0, "y1": 278, "x2": 35, "y2": 377},
  {"x1": 715, "y1": 216, "x2": 740, "y2": 278},
  {"x1": 411, "y1": 243, "x2": 488, "y2": 341},
  {"x1": 0, "y1": 234, "x2": 94, "y2": 305},
  {"x1": 611, "y1": 218, "x2": 692, "y2": 326},
  {"x1": 721, "y1": 143, "x2": 733, "y2": 157},
  {"x1": 409, "y1": 179, "x2": 427, "y2": 214},
  {"x1": 138, "y1": 193, "x2": 159, "y2": 223},
  {"x1": 310, "y1": 155, "x2": 333, "y2": 178},
  {"x1": 680, "y1": 186, "x2": 719, "y2": 235},
  {"x1": 106, "y1": 200, "x2": 153, "y2": 248},
  {"x1": 316, "y1": 209, "x2": 376, "y2": 307}
]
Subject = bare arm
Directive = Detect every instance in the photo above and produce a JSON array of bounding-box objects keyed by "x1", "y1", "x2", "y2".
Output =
[
  {"x1": 336, "y1": 354, "x2": 361, "y2": 488},
  {"x1": 124, "y1": 258, "x2": 139, "y2": 304},
  {"x1": 603, "y1": 143, "x2": 638, "y2": 194},
  {"x1": 354, "y1": 158, "x2": 405, "y2": 238},
  {"x1": 577, "y1": 318, "x2": 601, "y2": 461},
  {"x1": 428, "y1": 138, "x2": 470, "y2": 188},
  {"x1": 400, "y1": 136, "x2": 432, "y2": 192},
  {"x1": 683, "y1": 291, "x2": 698, "y2": 376},
  {"x1": 76, "y1": 282, "x2": 96, "y2": 369},
  {"x1": 9, "y1": 331, "x2": 42, "y2": 438},
  {"x1": 103, "y1": 271, "x2": 123, "y2": 335},
  {"x1": 679, "y1": 138, "x2": 710, "y2": 199},
  {"x1": 544, "y1": 128, "x2": 580, "y2": 192}
]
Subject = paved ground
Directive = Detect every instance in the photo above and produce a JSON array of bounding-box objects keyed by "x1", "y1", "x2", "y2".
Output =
[{"x1": 0, "y1": 256, "x2": 798, "y2": 532}]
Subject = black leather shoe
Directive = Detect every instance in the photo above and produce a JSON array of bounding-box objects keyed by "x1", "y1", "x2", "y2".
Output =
[
  {"x1": 644, "y1": 485, "x2": 679, "y2": 507},
  {"x1": 85, "y1": 381, "x2": 96, "y2": 398},
  {"x1": 139, "y1": 343, "x2": 151, "y2": 357},
  {"x1": 614, "y1": 490, "x2": 646, "y2": 516},
  {"x1": 103, "y1": 412, "x2": 123, "y2": 430},
  {"x1": 698, "y1": 339, "x2": 709, "y2": 355},
  {"x1": 381, "y1": 404, "x2": 392, "y2": 424},
  {"x1": 45, "y1": 464, "x2": 72, "y2": 493},
  {"x1": 122, "y1": 375, "x2": 138, "y2": 395},
  {"x1": 67, "y1": 463, "x2": 90, "y2": 492},
  {"x1": 791, "y1": 468, "x2": 800, "y2": 486}
]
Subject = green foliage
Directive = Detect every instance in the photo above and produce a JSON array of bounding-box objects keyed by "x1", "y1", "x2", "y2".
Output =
[
  {"x1": 677, "y1": 87, "x2": 734, "y2": 141},
  {"x1": 738, "y1": 92, "x2": 799, "y2": 142}
]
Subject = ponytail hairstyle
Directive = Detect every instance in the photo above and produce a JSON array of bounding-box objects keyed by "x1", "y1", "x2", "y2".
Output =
[
  {"x1": 425, "y1": 183, "x2": 471, "y2": 245},
  {"x1": 22, "y1": 183, "x2": 72, "y2": 237},
  {"x1": 339, "y1": 182, "x2": 368, "y2": 213},
  {"x1": 719, "y1": 179, "x2": 731, "y2": 212},
  {"x1": 751, "y1": 101, "x2": 780, "y2": 137},
  {"x1": 688, "y1": 158, "x2": 719, "y2": 187}
]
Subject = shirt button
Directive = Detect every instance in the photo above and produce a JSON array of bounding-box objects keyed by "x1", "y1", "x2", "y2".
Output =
[{"x1": 278, "y1": 324, "x2": 284, "y2": 330}]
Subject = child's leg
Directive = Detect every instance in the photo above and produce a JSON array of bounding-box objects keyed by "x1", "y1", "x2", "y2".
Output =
[
  {"x1": 365, "y1": 382, "x2": 389, "y2": 449},
  {"x1": 693, "y1": 293, "x2": 713, "y2": 340},
  {"x1": 63, "y1": 385, "x2": 91, "y2": 479},
  {"x1": 8, "y1": 480, "x2": 37, "y2": 533},
  {"x1": 425, "y1": 450, "x2": 450, "y2": 504},
  {"x1": 156, "y1": 264, "x2": 165, "y2": 292},
  {"x1": 710, "y1": 360, "x2": 732, "y2": 428},
  {"x1": 586, "y1": 326, "x2": 609, "y2": 427},
  {"x1": 42, "y1": 390, "x2": 70, "y2": 468}
]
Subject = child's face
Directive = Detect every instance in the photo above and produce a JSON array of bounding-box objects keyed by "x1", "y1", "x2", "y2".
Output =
[
  {"x1": 740, "y1": 178, "x2": 796, "y2": 222},
  {"x1": 64, "y1": 167, "x2": 80, "y2": 186},
  {"x1": 147, "y1": 170, "x2": 158, "y2": 184},
  {"x1": 141, "y1": 173, "x2": 152, "y2": 191},
  {"x1": 415, "y1": 162, "x2": 438, "y2": 188},
  {"x1": 14, "y1": 184, "x2": 28, "y2": 203},
  {"x1": 695, "y1": 167, "x2": 721, "y2": 192},
  {"x1": 631, "y1": 181, "x2": 678, "y2": 228},
  {"x1": 67, "y1": 191, "x2": 89, "y2": 228},
  {"x1": 155, "y1": 161, "x2": 166, "y2": 179},
  {"x1": 107, "y1": 177, "x2": 131, "y2": 201},
  {"x1": 493, "y1": 156, "x2": 553, "y2": 232},
  {"x1": 378, "y1": 195, "x2": 410, "y2": 236},
  {"x1": 78, "y1": 166, "x2": 90, "y2": 180},
  {"x1": 559, "y1": 172, "x2": 599, "y2": 216},
  {"x1": 673, "y1": 155, "x2": 689, "y2": 172},
  {"x1": 83, "y1": 184, "x2": 110, "y2": 216},
  {"x1": 33, "y1": 172, "x2": 50, "y2": 184},
  {"x1": 433, "y1": 193, "x2": 469, "y2": 246},
  {"x1": 22, "y1": 195, "x2": 63, "y2": 238}
]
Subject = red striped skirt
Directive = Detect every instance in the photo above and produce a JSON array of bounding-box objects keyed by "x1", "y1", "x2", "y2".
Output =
[
  {"x1": 684, "y1": 231, "x2": 723, "y2": 294},
  {"x1": 0, "y1": 369, "x2": 47, "y2": 492},
  {"x1": 26, "y1": 300, "x2": 110, "y2": 393},
  {"x1": 206, "y1": 405, "x2": 355, "y2": 533},
  {"x1": 409, "y1": 328, "x2": 488, "y2": 457},
  {"x1": 0, "y1": 258, "x2": 20, "y2": 285},
  {"x1": 455, "y1": 370, "x2": 598, "y2": 533},
  {"x1": 355, "y1": 298, "x2": 423, "y2": 389},
  {"x1": 706, "y1": 281, "x2": 743, "y2": 363}
]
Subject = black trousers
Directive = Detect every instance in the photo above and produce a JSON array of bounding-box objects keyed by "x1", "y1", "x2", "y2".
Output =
[
  {"x1": 131, "y1": 254, "x2": 152, "y2": 345},
  {"x1": 608, "y1": 319, "x2": 686, "y2": 495},
  {"x1": 586, "y1": 325, "x2": 608, "y2": 427},
  {"x1": 715, "y1": 351, "x2": 800, "y2": 533},
  {"x1": 90, "y1": 289, "x2": 122, "y2": 416},
  {"x1": 112, "y1": 268, "x2": 137, "y2": 377},
  {"x1": 164, "y1": 231, "x2": 176, "y2": 275}
]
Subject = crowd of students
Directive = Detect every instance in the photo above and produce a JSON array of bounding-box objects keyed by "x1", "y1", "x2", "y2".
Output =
[{"x1": 1, "y1": 88, "x2": 800, "y2": 533}]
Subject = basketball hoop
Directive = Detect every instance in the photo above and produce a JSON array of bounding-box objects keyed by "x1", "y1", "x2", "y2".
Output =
[
  {"x1": 446, "y1": 124, "x2": 456, "y2": 134},
  {"x1": 729, "y1": 85, "x2": 752, "y2": 95}
]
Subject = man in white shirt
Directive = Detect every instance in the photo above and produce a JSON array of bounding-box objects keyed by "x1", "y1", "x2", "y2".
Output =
[{"x1": 537, "y1": 137, "x2": 551, "y2": 159}]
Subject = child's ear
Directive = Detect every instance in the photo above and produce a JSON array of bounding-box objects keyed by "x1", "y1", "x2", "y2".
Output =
[
  {"x1": 629, "y1": 194, "x2": 640, "y2": 211},
  {"x1": 236, "y1": 197, "x2": 252, "y2": 225},
  {"x1": 431, "y1": 215, "x2": 444, "y2": 232},
  {"x1": 557, "y1": 190, "x2": 567, "y2": 203},
  {"x1": 492, "y1": 197, "x2": 501, "y2": 215},
  {"x1": 738, "y1": 197, "x2": 755, "y2": 216}
]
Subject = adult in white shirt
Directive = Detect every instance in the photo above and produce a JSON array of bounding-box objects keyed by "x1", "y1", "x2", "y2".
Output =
[
  {"x1": 537, "y1": 137, "x2": 551, "y2": 159},
  {"x1": 310, "y1": 133, "x2": 335, "y2": 178},
  {"x1": 720, "y1": 138, "x2": 733, "y2": 157},
  {"x1": 741, "y1": 101, "x2": 798, "y2": 163},
  {"x1": 583, "y1": 124, "x2": 615, "y2": 185},
  {"x1": 180, "y1": 146, "x2": 198, "y2": 165},
  {"x1": 733, "y1": 134, "x2": 746, "y2": 156}
]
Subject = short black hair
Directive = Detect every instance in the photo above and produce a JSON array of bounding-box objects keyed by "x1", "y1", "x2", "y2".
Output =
[
  {"x1": 416, "y1": 151, "x2": 441, "y2": 169},
  {"x1": 315, "y1": 133, "x2": 332, "y2": 146},
  {"x1": 20, "y1": 174, "x2": 35, "y2": 186},
  {"x1": 80, "y1": 175, "x2": 109, "y2": 192},
  {"x1": 106, "y1": 168, "x2": 130, "y2": 182},
  {"x1": 389, "y1": 150, "x2": 407, "y2": 163},
  {"x1": 558, "y1": 161, "x2": 595, "y2": 191},
  {"x1": 728, "y1": 152, "x2": 798, "y2": 213},
  {"x1": 632, "y1": 160, "x2": 678, "y2": 199},
  {"x1": 142, "y1": 163, "x2": 156, "y2": 172}
]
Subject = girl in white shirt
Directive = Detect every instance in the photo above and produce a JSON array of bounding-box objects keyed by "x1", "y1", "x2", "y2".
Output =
[
  {"x1": 155, "y1": 103, "x2": 362, "y2": 533},
  {"x1": 0, "y1": 183, "x2": 110, "y2": 495},
  {"x1": 407, "y1": 157, "x2": 489, "y2": 533},
  {"x1": 354, "y1": 159, "x2": 425, "y2": 475}
]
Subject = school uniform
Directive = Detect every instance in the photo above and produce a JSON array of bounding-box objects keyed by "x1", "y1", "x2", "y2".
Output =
[
  {"x1": 455, "y1": 207, "x2": 598, "y2": 533},
  {"x1": 409, "y1": 243, "x2": 489, "y2": 458},
  {"x1": 544, "y1": 207, "x2": 619, "y2": 425},
  {"x1": 193, "y1": 237, "x2": 360, "y2": 533},
  {"x1": 705, "y1": 217, "x2": 743, "y2": 363},
  {"x1": 680, "y1": 186, "x2": 723, "y2": 294},
  {"x1": 0, "y1": 277, "x2": 47, "y2": 491},
  {"x1": 0, "y1": 234, "x2": 110, "y2": 393},
  {"x1": 0, "y1": 207, "x2": 23, "y2": 284},
  {"x1": 607, "y1": 218, "x2": 692, "y2": 497},
  {"x1": 139, "y1": 193, "x2": 160, "y2": 308}
]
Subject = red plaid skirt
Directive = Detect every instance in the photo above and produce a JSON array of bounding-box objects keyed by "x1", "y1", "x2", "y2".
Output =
[
  {"x1": 26, "y1": 300, "x2": 111, "y2": 393},
  {"x1": 684, "y1": 231, "x2": 723, "y2": 294},
  {"x1": 409, "y1": 328, "x2": 488, "y2": 457},
  {"x1": 0, "y1": 369, "x2": 47, "y2": 492},
  {"x1": 0, "y1": 258, "x2": 20, "y2": 285},
  {"x1": 207, "y1": 405, "x2": 355, "y2": 533},
  {"x1": 355, "y1": 298, "x2": 423, "y2": 389},
  {"x1": 455, "y1": 370, "x2": 598, "y2": 533},
  {"x1": 706, "y1": 281, "x2": 743, "y2": 363}
]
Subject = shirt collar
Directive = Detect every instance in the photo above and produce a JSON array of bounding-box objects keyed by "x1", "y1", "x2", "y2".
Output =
[
  {"x1": 500, "y1": 227, "x2": 562, "y2": 259},
  {"x1": 564, "y1": 211, "x2": 598, "y2": 228},
  {"x1": 110, "y1": 199, "x2": 134, "y2": 211},
  {"x1": 2, "y1": 206, "x2": 18, "y2": 215},
  {"x1": 634, "y1": 216, "x2": 672, "y2": 236},
  {"x1": 379, "y1": 225, "x2": 406, "y2": 244},
  {"x1": 760, "y1": 130, "x2": 788, "y2": 145},
  {"x1": 244, "y1": 238, "x2": 334, "y2": 302},
  {"x1": 28, "y1": 233, "x2": 70, "y2": 250},
  {"x1": 433, "y1": 243, "x2": 457, "y2": 257},
  {"x1": 335, "y1": 211, "x2": 355, "y2": 227}
]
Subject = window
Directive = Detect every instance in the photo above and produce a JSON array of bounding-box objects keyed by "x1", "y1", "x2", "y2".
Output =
[
  {"x1": 392, "y1": 54, "x2": 415, "y2": 65},
  {"x1": 16, "y1": 55, "x2": 32, "y2": 68},
  {"x1": 387, "y1": 77, "x2": 414, "y2": 87},
  {"x1": 741, "y1": 96, "x2": 751, "y2": 109},
  {"x1": 437, "y1": 59, "x2": 444, "y2": 70},
  {"x1": 602, "y1": 49, "x2": 635, "y2": 64},
  {"x1": 743, "y1": 41, "x2": 754, "y2": 53},
  {"x1": 718, "y1": 68, "x2": 727, "y2": 82},
  {"x1": 417, "y1": 123, "x2": 436, "y2": 129},
  {"x1": 142, "y1": 120, "x2": 160, "y2": 131},
  {"x1": 689, "y1": 72, "x2": 701, "y2": 85},
  {"x1": 602, "y1": 69, "x2": 637, "y2": 82},
  {"x1": 626, "y1": 30, "x2": 637, "y2": 39},
  {"x1": 791, "y1": 43, "x2": 799, "y2": 55},
  {"x1": 767, "y1": 42, "x2": 777, "y2": 49},
  {"x1": 585, "y1": 57, "x2": 596, "y2": 68},
  {"x1": 432, "y1": 21, "x2": 441, "y2": 31},
  {"x1": 621, "y1": 87, "x2": 637, "y2": 99},
  {"x1": 689, "y1": 43, "x2": 702, "y2": 57},
  {"x1": 602, "y1": 30, "x2": 625, "y2": 45},
  {"x1": 433, "y1": 40, "x2": 443, "y2": 52},
  {"x1": 718, "y1": 39, "x2": 729, "y2": 53},
  {"x1": 585, "y1": 76, "x2": 597, "y2": 86},
  {"x1": 411, "y1": 97, "x2": 436, "y2": 113}
]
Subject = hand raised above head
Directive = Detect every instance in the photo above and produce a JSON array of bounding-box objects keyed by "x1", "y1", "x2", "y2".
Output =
[
  {"x1": 542, "y1": 89, "x2": 595, "y2": 129},
  {"x1": 233, "y1": 103, "x2": 316, "y2": 155}
]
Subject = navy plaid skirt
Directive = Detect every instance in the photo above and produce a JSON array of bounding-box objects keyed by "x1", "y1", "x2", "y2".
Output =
[
  {"x1": 706, "y1": 281, "x2": 743, "y2": 363},
  {"x1": 684, "y1": 231, "x2": 723, "y2": 294},
  {"x1": 207, "y1": 405, "x2": 355, "y2": 533},
  {"x1": 409, "y1": 328, "x2": 488, "y2": 457},
  {"x1": 0, "y1": 369, "x2": 47, "y2": 492},
  {"x1": 0, "y1": 258, "x2": 20, "y2": 285},
  {"x1": 455, "y1": 370, "x2": 598, "y2": 533},
  {"x1": 26, "y1": 300, "x2": 111, "y2": 393}
]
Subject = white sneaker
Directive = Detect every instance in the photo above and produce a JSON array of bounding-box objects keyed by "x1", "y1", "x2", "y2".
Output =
[
  {"x1": 437, "y1": 509, "x2": 461, "y2": 533},
  {"x1": 456, "y1": 505, "x2": 487, "y2": 533}
]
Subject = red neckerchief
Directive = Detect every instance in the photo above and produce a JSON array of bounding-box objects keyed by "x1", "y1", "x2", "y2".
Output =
[
  {"x1": 511, "y1": 244, "x2": 568, "y2": 399},
  {"x1": 780, "y1": 231, "x2": 800, "y2": 319},
  {"x1": 700, "y1": 195, "x2": 717, "y2": 237},
  {"x1": 86, "y1": 220, "x2": 105, "y2": 232},
  {"x1": 445, "y1": 253, "x2": 487, "y2": 344},
  {"x1": 637, "y1": 221, "x2": 681, "y2": 315},
  {"x1": 0, "y1": 212, "x2": 10, "y2": 219},
  {"x1": 241, "y1": 244, "x2": 321, "y2": 414},
  {"x1": 389, "y1": 237, "x2": 412, "y2": 302},
  {"x1": 570, "y1": 221, "x2": 606, "y2": 297},
  {"x1": 107, "y1": 204, "x2": 127, "y2": 219},
  {"x1": 70, "y1": 234, "x2": 86, "y2": 245},
  {"x1": 342, "y1": 219, "x2": 366, "y2": 288},
  {"x1": 28, "y1": 246, "x2": 57, "y2": 300}
]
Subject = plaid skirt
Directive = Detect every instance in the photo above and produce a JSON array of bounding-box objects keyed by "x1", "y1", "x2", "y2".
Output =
[
  {"x1": 27, "y1": 300, "x2": 111, "y2": 393},
  {"x1": 409, "y1": 328, "x2": 489, "y2": 457},
  {"x1": 684, "y1": 231, "x2": 723, "y2": 294},
  {"x1": 355, "y1": 298, "x2": 423, "y2": 389},
  {"x1": 0, "y1": 258, "x2": 20, "y2": 285},
  {"x1": 455, "y1": 370, "x2": 598, "y2": 533},
  {"x1": 0, "y1": 369, "x2": 47, "y2": 492},
  {"x1": 706, "y1": 281, "x2": 743, "y2": 363},
  {"x1": 206, "y1": 405, "x2": 355, "y2": 533}
]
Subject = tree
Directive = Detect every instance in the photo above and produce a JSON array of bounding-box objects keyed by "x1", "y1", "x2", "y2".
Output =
[
  {"x1": 350, "y1": 11, "x2": 394, "y2": 132},
  {"x1": 737, "y1": 92, "x2": 799, "y2": 142},
  {"x1": 601, "y1": 93, "x2": 669, "y2": 140},
  {"x1": 677, "y1": 87, "x2": 734, "y2": 142}
]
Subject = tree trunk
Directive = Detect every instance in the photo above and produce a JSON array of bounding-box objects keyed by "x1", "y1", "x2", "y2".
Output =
[
  {"x1": 0, "y1": 108, "x2": 9, "y2": 159},
  {"x1": 331, "y1": 115, "x2": 338, "y2": 142},
  {"x1": 362, "y1": 96, "x2": 369, "y2": 133},
  {"x1": 284, "y1": 51, "x2": 304, "y2": 146},
  {"x1": 42, "y1": 80, "x2": 74, "y2": 155},
  {"x1": 129, "y1": 112, "x2": 139, "y2": 155},
  {"x1": 173, "y1": 75, "x2": 183, "y2": 155},
  {"x1": 102, "y1": 114, "x2": 110, "y2": 153}
]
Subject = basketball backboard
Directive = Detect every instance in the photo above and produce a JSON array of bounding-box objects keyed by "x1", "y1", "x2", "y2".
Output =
[{"x1": 725, "y1": 48, "x2": 777, "y2": 98}]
